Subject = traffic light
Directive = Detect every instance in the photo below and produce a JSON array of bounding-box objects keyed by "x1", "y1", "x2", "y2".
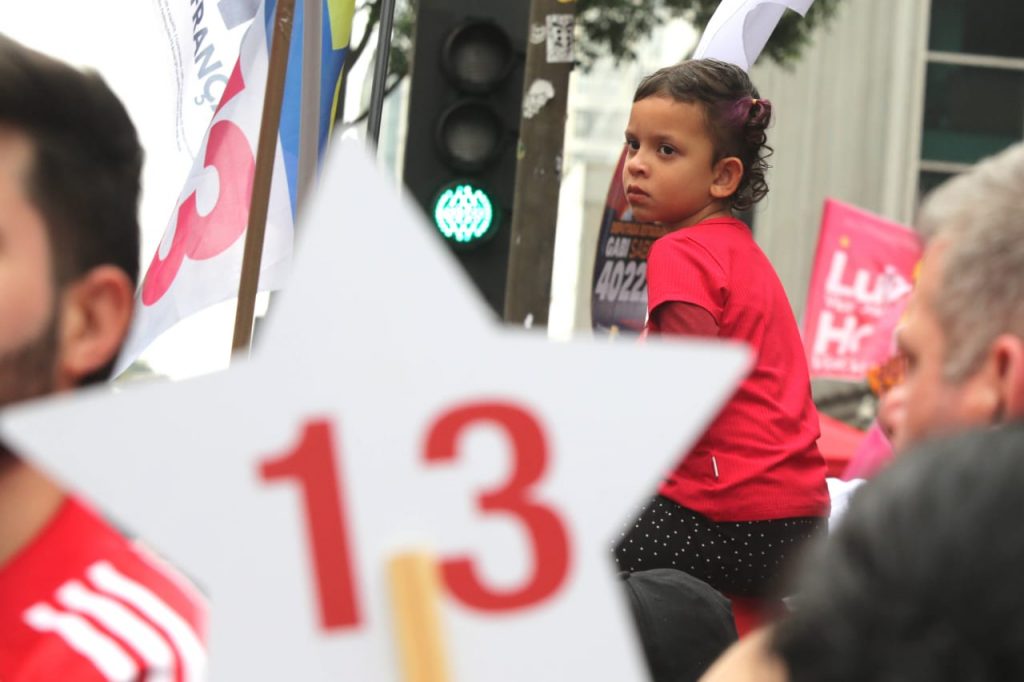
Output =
[{"x1": 402, "y1": 0, "x2": 529, "y2": 315}]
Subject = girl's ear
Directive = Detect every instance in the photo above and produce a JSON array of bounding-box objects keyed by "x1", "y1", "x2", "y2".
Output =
[{"x1": 710, "y1": 156, "x2": 744, "y2": 200}]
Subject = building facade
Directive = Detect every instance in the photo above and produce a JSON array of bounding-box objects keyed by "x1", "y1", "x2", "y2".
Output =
[{"x1": 555, "y1": 0, "x2": 1024, "y2": 332}]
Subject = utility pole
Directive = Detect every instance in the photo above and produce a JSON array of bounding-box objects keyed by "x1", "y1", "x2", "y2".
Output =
[{"x1": 502, "y1": 0, "x2": 576, "y2": 327}]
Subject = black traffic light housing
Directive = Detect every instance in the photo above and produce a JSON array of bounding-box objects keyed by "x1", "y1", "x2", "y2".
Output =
[{"x1": 402, "y1": 0, "x2": 529, "y2": 315}]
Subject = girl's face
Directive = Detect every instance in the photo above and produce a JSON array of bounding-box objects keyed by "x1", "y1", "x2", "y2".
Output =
[{"x1": 622, "y1": 95, "x2": 729, "y2": 228}]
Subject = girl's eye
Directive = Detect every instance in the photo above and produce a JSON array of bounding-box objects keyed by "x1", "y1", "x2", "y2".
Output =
[
  {"x1": 659, "y1": 144, "x2": 675, "y2": 155},
  {"x1": 625, "y1": 139, "x2": 639, "y2": 151}
]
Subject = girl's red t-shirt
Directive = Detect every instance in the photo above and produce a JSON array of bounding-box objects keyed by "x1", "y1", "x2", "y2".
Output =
[{"x1": 645, "y1": 217, "x2": 829, "y2": 522}]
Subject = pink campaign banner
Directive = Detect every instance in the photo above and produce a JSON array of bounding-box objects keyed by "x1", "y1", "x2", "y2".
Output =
[{"x1": 803, "y1": 199, "x2": 922, "y2": 380}]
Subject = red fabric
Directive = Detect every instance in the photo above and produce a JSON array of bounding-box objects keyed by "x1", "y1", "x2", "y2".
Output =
[
  {"x1": 0, "y1": 497, "x2": 207, "y2": 682},
  {"x1": 817, "y1": 413, "x2": 867, "y2": 478},
  {"x1": 728, "y1": 596, "x2": 786, "y2": 638},
  {"x1": 651, "y1": 301, "x2": 720, "y2": 337},
  {"x1": 841, "y1": 420, "x2": 893, "y2": 480},
  {"x1": 646, "y1": 217, "x2": 829, "y2": 521}
]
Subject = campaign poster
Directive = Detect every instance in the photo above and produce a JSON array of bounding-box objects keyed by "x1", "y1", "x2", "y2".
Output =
[
  {"x1": 591, "y1": 149, "x2": 670, "y2": 334},
  {"x1": 803, "y1": 199, "x2": 922, "y2": 381}
]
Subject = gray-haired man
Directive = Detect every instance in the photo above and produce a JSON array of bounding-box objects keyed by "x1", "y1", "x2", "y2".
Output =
[{"x1": 890, "y1": 141, "x2": 1024, "y2": 450}]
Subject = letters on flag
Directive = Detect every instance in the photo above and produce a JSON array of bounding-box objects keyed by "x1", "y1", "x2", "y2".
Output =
[
  {"x1": 802, "y1": 199, "x2": 922, "y2": 381},
  {"x1": 116, "y1": 0, "x2": 355, "y2": 373},
  {"x1": 154, "y1": 0, "x2": 252, "y2": 157}
]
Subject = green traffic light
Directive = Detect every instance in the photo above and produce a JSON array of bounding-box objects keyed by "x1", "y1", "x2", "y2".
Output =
[{"x1": 432, "y1": 182, "x2": 496, "y2": 244}]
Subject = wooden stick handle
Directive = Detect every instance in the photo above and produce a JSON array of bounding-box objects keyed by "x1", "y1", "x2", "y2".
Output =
[
  {"x1": 232, "y1": 0, "x2": 297, "y2": 356},
  {"x1": 387, "y1": 551, "x2": 452, "y2": 682}
]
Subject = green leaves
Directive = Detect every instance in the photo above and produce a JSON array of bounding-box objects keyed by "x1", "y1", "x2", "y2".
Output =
[{"x1": 346, "y1": 0, "x2": 843, "y2": 121}]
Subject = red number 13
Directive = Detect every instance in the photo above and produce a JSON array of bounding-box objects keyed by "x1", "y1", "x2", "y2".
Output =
[{"x1": 259, "y1": 401, "x2": 571, "y2": 630}]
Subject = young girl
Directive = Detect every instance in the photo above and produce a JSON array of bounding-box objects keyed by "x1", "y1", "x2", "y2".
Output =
[{"x1": 613, "y1": 59, "x2": 830, "y2": 600}]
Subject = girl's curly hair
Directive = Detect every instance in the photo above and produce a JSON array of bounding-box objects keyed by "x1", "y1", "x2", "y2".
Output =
[{"x1": 634, "y1": 59, "x2": 773, "y2": 212}]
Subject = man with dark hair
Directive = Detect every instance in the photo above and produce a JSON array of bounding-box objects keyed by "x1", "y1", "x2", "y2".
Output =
[
  {"x1": 0, "y1": 32, "x2": 141, "y2": 386},
  {"x1": 702, "y1": 423, "x2": 1024, "y2": 681},
  {"x1": 774, "y1": 423, "x2": 1024, "y2": 680},
  {"x1": 0, "y1": 35, "x2": 207, "y2": 680}
]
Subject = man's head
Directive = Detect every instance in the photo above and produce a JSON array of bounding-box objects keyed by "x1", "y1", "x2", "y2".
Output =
[
  {"x1": 895, "y1": 142, "x2": 1024, "y2": 450},
  {"x1": 0, "y1": 34, "x2": 140, "y2": 409},
  {"x1": 772, "y1": 423, "x2": 1024, "y2": 681},
  {"x1": 704, "y1": 423, "x2": 1024, "y2": 682},
  {"x1": 620, "y1": 568, "x2": 737, "y2": 682}
]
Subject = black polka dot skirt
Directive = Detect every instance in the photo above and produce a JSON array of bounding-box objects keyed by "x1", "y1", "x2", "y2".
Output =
[{"x1": 613, "y1": 495, "x2": 824, "y2": 598}]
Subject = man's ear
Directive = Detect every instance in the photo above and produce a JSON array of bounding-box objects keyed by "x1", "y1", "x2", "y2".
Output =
[
  {"x1": 55, "y1": 265, "x2": 134, "y2": 387},
  {"x1": 991, "y1": 334, "x2": 1024, "y2": 421},
  {"x1": 710, "y1": 156, "x2": 744, "y2": 200}
]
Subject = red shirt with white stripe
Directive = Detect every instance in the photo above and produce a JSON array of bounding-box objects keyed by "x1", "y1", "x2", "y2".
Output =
[
  {"x1": 0, "y1": 496, "x2": 207, "y2": 681},
  {"x1": 645, "y1": 217, "x2": 829, "y2": 522}
]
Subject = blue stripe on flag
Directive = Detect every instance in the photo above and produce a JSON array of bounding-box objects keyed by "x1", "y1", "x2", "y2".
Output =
[
  {"x1": 278, "y1": 1, "x2": 303, "y2": 214},
  {"x1": 263, "y1": 0, "x2": 351, "y2": 218}
]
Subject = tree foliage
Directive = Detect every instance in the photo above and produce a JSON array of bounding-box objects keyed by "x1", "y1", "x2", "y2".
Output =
[{"x1": 343, "y1": 0, "x2": 843, "y2": 120}]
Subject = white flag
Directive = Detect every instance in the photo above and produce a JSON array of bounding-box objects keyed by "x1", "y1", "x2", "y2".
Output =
[
  {"x1": 116, "y1": 0, "x2": 354, "y2": 374},
  {"x1": 693, "y1": 0, "x2": 816, "y2": 71}
]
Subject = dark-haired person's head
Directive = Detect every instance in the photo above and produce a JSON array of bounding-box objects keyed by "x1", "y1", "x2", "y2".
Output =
[
  {"x1": 621, "y1": 568, "x2": 738, "y2": 682},
  {"x1": 0, "y1": 33, "x2": 140, "y2": 412},
  {"x1": 704, "y1": 424, "x2": 1024, "y2": 681},
  {"x1": 631, "y1": 59, "x2": 772, "y2": 213}
]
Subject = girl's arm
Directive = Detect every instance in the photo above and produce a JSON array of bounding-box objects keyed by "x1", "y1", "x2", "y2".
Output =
[{"x1": 651, "y1": 301, "x2": 719, "y2": 338}]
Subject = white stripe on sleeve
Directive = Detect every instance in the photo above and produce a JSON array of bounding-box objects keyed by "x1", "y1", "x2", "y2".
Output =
[
  {"x1": 88, "y1": 561, "x2": 206, "y2": 682},
  {"x1": 57, "y1": 580, "x2": 175, "y2": 682},
  {"x1": 23, "y1": 602, "x2": 140, "y2": 682}
]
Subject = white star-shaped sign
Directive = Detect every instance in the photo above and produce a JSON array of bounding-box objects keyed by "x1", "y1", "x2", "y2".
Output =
[{"x1": 1, "y1": 143, "x2": 750, "y2": 680}]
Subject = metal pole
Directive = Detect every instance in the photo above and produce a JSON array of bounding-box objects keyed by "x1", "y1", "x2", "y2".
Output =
[{"x1": 365, "y1": 0, "x2": 396, "y2": 146}]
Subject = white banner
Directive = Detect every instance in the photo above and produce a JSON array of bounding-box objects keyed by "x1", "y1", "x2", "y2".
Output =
[
  {"x1": 117, "y1": 0, "x2": 355, "y2": 374},
  {"x1": 693, "y1": 0, "x2": 816, "y2": 70}
]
